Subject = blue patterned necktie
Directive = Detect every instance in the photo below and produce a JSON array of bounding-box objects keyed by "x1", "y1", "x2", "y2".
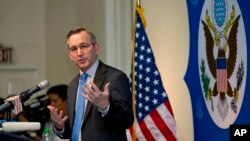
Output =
[{"x1": 72, "y1": 73, "x2": 88, "y2": 141}]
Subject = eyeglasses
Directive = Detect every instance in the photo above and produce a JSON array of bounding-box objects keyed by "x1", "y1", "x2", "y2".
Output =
[{"x1": 68, "y1": 43, "x2": 94, "y2": 54}]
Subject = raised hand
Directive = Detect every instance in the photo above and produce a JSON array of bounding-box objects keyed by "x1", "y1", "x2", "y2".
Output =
[
  {"x1": 47, "y1": 105, "x2": 68, "y2": 130},
  {"x1": 83, "y1": 82, "x2": 110, "y2": 110}
]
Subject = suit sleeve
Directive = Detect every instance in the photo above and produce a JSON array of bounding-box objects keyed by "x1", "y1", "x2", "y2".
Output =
[{"x1": 103, "y1": 72, "x2": 134, "y2": 129}]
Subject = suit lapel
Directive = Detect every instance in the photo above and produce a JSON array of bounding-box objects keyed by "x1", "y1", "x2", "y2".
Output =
[
  {"x1": 69, "y1": 74, "x2": 80, "y2": 127},
  {"x1": 82, "y1": 61, "x2": 107, "y2": 124}
]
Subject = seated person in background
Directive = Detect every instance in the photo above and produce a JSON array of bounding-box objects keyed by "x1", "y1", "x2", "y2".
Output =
[
  {"x1": 44, "y1": 84, "x2": 68, "y2": 141},
  {"x1": 0, "y1": 97, "x2": 5, "y2": 120}
]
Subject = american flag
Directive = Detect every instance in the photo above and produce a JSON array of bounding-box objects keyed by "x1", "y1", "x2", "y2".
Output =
[
  {"x1": 127, "y1": 6, "x2": 178, "y2": 141},
  {"x1": 216, "y1": 58, "x2": 227, "y2": 92}
]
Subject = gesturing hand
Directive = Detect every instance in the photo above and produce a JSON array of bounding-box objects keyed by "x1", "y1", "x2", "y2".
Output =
[
  {"x1": 47, "y1": 105, "x2": 68, "y2": 130},
  {"x1": 83, "y1": 82, "x2": 110, "y2": 110}
]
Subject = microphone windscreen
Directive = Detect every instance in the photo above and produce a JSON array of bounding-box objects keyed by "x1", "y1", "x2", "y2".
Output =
[
  {"x1": 2, "y1": 122, "x2": 41, "y2": 132},
  {"x1": 39, "y1": 80, "x2": 50, "y2": 89}
]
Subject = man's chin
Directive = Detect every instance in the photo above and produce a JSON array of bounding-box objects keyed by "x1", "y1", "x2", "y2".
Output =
[{"x1": 78, "y1": 64, "x2": 88, "y2": 70}]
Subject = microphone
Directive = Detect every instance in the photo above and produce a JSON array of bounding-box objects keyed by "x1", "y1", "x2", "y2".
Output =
[
  {"x1": 1, "y1": 122, "x2": 41, "y2": 132},
  {"x1": 20, "y1": 80, "x2": 50, "y2": 102},
  {"x1": 0, "y1": 80, "x2": 50, "y2": 113}
]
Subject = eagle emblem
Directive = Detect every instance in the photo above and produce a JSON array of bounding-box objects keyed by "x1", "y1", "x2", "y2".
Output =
[{"x1": 200, "y1": 5, "x2": 245, "y2": 121}]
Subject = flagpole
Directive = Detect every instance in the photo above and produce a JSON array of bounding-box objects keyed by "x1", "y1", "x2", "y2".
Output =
[
  {"x1": 132, "y1": 1, "x2": 144, "y2": 141},
  {"x1": 131, "y1": 1, "x2": 137, "y2": 141},
  {"x1": 131, "y1": 1, "x2": 142, "y2": 141},
  {"x1": 137, "y1": 0, "x2": 140, "y2": 7}
]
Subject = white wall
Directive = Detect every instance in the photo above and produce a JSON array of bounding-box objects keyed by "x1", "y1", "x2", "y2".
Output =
[{"x1": 0, "y1": 0, "x2": 46, "y2": 97}]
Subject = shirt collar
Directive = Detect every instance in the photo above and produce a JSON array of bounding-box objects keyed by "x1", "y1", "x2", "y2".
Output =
[{"x1": 79, "y1": 59, "x2": 99, "y2": 77}]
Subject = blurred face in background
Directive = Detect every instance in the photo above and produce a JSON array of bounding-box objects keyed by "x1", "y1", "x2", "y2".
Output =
[{"x1": 47, "y1": 93, "x2": 67, "y2": 116}]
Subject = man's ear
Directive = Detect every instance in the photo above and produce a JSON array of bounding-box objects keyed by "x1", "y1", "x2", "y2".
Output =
[{"x1": 94, "y1": 43, "x2": 100, "y2": 55}]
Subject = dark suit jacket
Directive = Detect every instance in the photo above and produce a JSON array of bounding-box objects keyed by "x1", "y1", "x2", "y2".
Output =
[{"x1": 63, "y1": 61, "x2": 134, "y2": 141}]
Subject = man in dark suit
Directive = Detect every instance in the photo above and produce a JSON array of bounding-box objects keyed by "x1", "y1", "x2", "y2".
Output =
[{"x1": 47, "y1": 27, "x2": 134, "y2": 141}]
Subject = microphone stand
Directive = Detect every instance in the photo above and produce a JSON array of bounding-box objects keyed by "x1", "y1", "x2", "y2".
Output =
[{"x1": 6, "y1": 109, "x2": 11, "y2": 121}]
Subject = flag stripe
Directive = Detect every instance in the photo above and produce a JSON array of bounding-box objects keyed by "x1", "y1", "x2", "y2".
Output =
[
  {"x1": 151, "y1": 105, "x2": 175, "y2": 140},
  {"x1": 217, "y1": 69, "x2": 227, "y2": 92},
  {"x1": 129, "y1": 101, "x2": 179, "y2": 141},
  {"x1": 165, "y1": 98, "x2": 174, "y2": 116},
  {"x1": 144, "y1": 113, "x2": 165, "y2": 140},
  {"x1": 127, "y1": 119, "x2": 147, "y2": 141},
  {"x1": 126, "y1": 129, "x2": 132, "y2": 141},
  {"x1": 135, "y1": 120, "x2": 146, "y2": 141},
  {"x1": 158, "y1": 101, "x2": 179, "y2": 140},
  {"x1": 216, "y1": 58, "x2": 227, "y2": 92},
  {"x1": 139, "y1": 119, "x2": 155, "y2": 140}
]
